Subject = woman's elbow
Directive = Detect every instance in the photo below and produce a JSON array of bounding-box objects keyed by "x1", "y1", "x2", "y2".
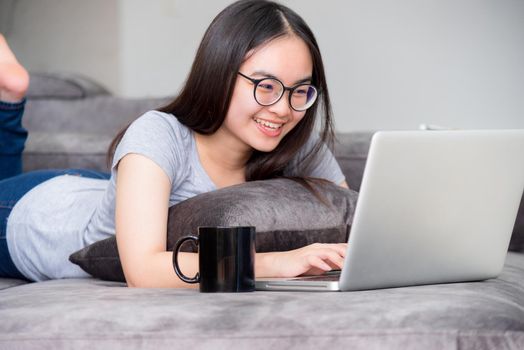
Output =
[
  {"x1": 121, "y1": 263, "x2": 159, "y2": 288},
  {"x1": 124, "y1": 273, "x2": 149, "y2": 288}
]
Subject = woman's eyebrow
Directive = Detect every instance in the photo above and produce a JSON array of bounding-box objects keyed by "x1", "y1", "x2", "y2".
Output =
[{"x1": 251, "y1": 70, "x2": 312, "y2": 84}]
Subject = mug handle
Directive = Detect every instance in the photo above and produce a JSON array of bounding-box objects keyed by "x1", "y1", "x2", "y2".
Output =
[{"x1": 172, "y1": 235, "x2": 200, "y2": 284}]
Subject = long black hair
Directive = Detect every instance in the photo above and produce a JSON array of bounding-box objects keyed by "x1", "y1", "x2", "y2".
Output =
[{"x1": 109, "y1": 0, "x2": 336, "y2": 197}]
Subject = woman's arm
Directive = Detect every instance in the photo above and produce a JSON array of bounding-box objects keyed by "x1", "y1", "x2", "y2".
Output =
[
  {"x1": 339, "y1": 180, "x2": 349, "y2": 189},
  {"x1": 115, "y1": 153, "x2": 199, "y2": 288}
]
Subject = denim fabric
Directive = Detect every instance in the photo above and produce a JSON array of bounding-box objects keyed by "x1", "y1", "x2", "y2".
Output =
[{"x1": 0, "y1": 99, "x2": 27, "y2": 181}]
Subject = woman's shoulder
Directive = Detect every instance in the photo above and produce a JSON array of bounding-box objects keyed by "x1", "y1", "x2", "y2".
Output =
[
  {"x1": 132, "y1": 110, "x2": 191, "y2": 138},
  {"x1": 113, "y1": 110, "x2": 194, "y2": 184},
  {"x1": 123, "y1": 110, "x2": 193, "y2": 150}
]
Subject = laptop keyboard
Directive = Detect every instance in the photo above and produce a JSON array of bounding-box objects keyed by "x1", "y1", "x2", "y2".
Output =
[{"x1": 293, "y1": 273, "x2": 341, "y2": 282}]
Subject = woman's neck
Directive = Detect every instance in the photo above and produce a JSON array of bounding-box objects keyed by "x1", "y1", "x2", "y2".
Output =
[{"x1": 194, "y1": 129, "x2": 252, "y2": 177}]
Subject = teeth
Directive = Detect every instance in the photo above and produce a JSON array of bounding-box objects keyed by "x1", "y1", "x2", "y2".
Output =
[{"x1": 254, "y1": 118, "x2": 282, "y2": 129}]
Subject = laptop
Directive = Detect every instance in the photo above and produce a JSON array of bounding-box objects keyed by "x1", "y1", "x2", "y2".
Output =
[{"x1": 256, "y1": 129, "x2": 524, "y2": 291}]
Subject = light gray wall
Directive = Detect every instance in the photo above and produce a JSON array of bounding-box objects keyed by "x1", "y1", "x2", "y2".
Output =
[
  {"x1": 310, "y1": 0, "x2": 524, "y2": 131},
  {"x1": 1, "y1": 0, "x2": 120, "y2": 93},
  {"x1": 1, "y1": 0, "x2": 523, "y2": 131},
  {"x1": 118, "y1": 0, "x2": 230, "y2": 98}
]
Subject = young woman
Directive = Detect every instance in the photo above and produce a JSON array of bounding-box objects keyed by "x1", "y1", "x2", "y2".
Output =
[{"x1": 0, "y1": 0, "x2": 349, "y2": 288}]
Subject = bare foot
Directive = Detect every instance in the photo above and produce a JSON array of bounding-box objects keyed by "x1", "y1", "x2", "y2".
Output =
[{"x1": 0, "y1": 34, "x2": 29, "y2": 103}]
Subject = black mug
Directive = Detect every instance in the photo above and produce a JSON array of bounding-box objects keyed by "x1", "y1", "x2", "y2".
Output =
[{"x1": 172, "y1": 226, "x2": 256, "y2": 293}]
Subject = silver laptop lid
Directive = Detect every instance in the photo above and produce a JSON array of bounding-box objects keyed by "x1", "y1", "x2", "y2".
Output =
[{"x1": 340, "y1": 130, "x2": 524, "y2": 291}]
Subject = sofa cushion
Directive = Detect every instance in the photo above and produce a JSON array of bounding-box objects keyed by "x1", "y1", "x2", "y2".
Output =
[
  {"x1": 22, "y1": 96, "x2": 172, "y2": 172},
  {"x1": 26, "y1": 72, "x2": 110, "y2": 99},
  {"x1": 2, "y1": 253, "x2": 524, "y2": 350},
  {"x1": 0, "y1": 278, "x2": 29, "y2": 291},
  {"x1": 333, "y1": 132, "x2": 371, "y2": 192},
  {"x1": 23, "y1": 132, "x2": 113, "y2": 172},
  {"x1": 69, "y1": 178, "x2": 358, "y2": 282}
]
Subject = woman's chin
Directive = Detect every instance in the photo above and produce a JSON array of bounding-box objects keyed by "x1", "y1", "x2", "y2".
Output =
[{"x1": 248, "y1": 138, "x2": 282, "y2": 153}]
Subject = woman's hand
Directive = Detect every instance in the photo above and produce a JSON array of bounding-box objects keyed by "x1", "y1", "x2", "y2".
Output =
[{"x1": 256, "y1": 243, "x2": 347, "y2": 278}]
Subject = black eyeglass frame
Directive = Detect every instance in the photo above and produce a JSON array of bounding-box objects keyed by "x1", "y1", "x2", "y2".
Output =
[{"x1": 237, "y1": 72, "x2": 318, "y2": 112}]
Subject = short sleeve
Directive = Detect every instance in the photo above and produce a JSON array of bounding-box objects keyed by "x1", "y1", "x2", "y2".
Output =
[
  {"x1": 284, "y1": 133, "x2": 346, "y2": 185},
  {"x1": 112, "y1": 111, "x2": 191, "y2": 188}
]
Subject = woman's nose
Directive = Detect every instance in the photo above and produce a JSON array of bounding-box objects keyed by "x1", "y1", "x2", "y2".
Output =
[{"x1": 267, "y1": 91, "x2": 292, "y2": 117}]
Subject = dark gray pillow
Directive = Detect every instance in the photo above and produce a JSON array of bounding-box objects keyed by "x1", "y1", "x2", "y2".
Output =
[
  {"x1": 69, "y1": 178, "x2": 358, "y2": 282},
  {"x1": 509, "y1": 194, "x2": 524, "y2": 252}
]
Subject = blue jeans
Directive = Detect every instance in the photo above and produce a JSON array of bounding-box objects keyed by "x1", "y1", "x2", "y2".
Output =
[
  {"x1": 0, "y1": 101, "x2": 110, "y2": 279},
  {"x1": 0, "y1": 100, "x2": 27, "y2": 180}
]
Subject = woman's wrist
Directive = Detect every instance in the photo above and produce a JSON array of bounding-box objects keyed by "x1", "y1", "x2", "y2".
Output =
[{"x1": 255, "y1": 251, "x2": 279, "y2": 278}]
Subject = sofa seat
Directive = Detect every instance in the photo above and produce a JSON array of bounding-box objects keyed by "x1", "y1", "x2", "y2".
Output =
[{"x1": 1, "y1": 252, "x2": 523, "y2": 350}]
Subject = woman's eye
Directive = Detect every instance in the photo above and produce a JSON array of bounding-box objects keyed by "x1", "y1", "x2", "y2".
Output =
[{"x1": 259, "y1": 84, "x2": 274, "y2": 91}]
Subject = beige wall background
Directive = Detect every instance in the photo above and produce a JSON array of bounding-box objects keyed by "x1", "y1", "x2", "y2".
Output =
[{"x1": 1, "y1": 0, "x2": 523, "y2": 131}]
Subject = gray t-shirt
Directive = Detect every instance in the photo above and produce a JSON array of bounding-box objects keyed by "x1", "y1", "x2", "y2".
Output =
[{"x1": 7, "y1": 111, "x2": 345, "y2": 281}]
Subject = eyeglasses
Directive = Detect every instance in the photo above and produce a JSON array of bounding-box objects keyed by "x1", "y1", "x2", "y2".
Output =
[{"x1": 237, "y1": 72, "x2": 318, "y2": 112}]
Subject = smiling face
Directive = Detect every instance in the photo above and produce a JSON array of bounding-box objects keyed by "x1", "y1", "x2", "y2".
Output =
[{"x1": 218, "y1": 35, "x2": 314, "y2": 154}]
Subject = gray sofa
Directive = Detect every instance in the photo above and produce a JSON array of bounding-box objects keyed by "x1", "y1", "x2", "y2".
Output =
[{"x1": 1, "y1": 73, "x2": 523, "y2": 349}]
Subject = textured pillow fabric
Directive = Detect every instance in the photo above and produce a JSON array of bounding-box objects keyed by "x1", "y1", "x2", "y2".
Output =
[
  {"x1": 69, "y1": 178, "x2": 358, "y2": 282},
  {"x1": 509, "y1": 195, "x2": 524, "y2": 252}
]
